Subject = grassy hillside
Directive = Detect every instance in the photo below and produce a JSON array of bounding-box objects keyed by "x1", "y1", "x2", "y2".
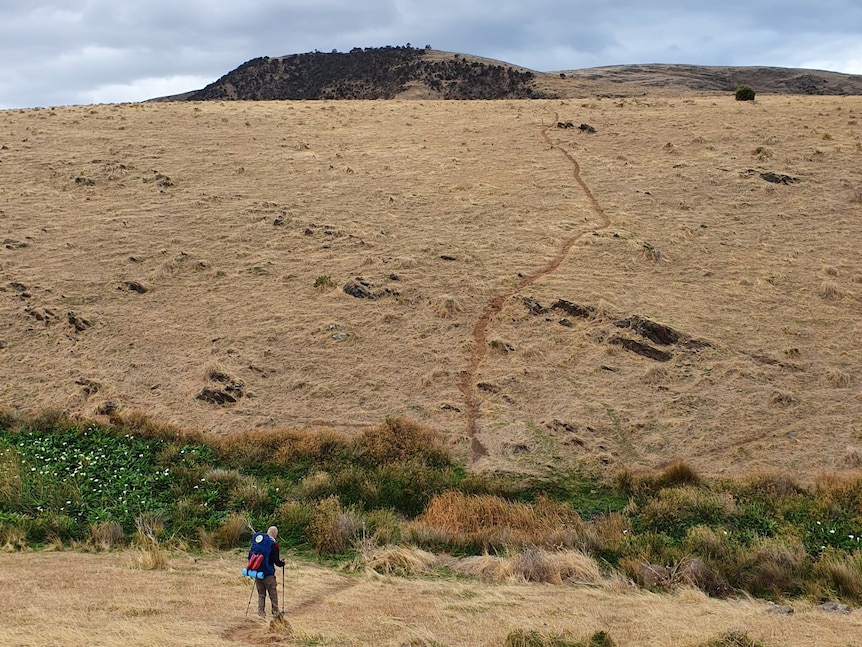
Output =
[{"x1": 1, "y1": 96, "x2": 860, "y2": 479}]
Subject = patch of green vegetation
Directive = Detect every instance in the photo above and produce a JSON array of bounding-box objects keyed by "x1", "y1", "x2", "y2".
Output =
[{"x1": 2, "y1": 411, "x2": 862, "y2": 605}]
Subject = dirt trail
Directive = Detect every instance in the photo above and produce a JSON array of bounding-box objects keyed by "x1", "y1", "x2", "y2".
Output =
[{"x1": 459, "y1": 111, "x2": 612, "y2": 460}]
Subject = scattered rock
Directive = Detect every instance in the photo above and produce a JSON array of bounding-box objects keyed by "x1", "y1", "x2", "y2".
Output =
[
  {"x1": 3, "y1": 239, "x2": 28, "y2": 249},
  {"x1": 556, "y1": 121, "x2": 575, "y2": 129},
  {"x1": 439, "y1": 254, "x2": 457, "y2": 261},
  {"x1": 766, "y1": 602, "x2": 794, "y2": 615},
  {"x1": 477, "y1": 382, "x2": 500, "y2": 393},
  {"x1": 615, "y1": 315, "x2": 682, "y2": 345},
  {"x1": 67, "y1": 311, "x2": 92, "y2": 332},
  {"x1": 817, "y1": 602, "x2": 851, "y2": 614},
  {"x1": 609, "y1": 336, "x2": 673, "y2": 362},
  {"x1": 24, "y1": 305, "x2": 58, "y2": 322},
  {"x1": 121, "y1": 281, "x2": 148, "y2": 294},
  {"x1": 332, "y1": 332, "x2": 348, "y2": 341},
  {"x1": 578, "y1": 123, "x2": 597, "y2": 133},
  {"x1": 558, "y1": 318, "x2": 573, "y2": 328},
  {"x1": 552, "y1": 299, "x2": 594, "y2": 319},
  {"x1": 760, "y1": 172, "x2": 798, "y2": 184},
  {"x1": 521, "y1": 296, "x2": 547, "y2": 315},
  {"x1": 489, "y1": 339, "x2": 515, "y2": 353},
  {"x1": 343, "y1": 281, "x2": 375, "y2": 299},
  {"x1": 197, "y1": 387, "x2": 237, "y2": 405},
  {"x1": 74, "y1": 176, "x2": 95, "y2": 186},
  {"x1": 440, "y1": 403, "x2": 461, "y2": 412},
  {"x1": 548, "y1": 419, "x2": 578, "y2": 434}
]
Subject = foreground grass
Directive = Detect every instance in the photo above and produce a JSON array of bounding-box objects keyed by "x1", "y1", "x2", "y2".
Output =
[
  {"x1": 1, "y1": 411, "x2": 861, "y2": 605},
  {"x1": 1, "y1": 550, "x2": 860, "y2": 647}
]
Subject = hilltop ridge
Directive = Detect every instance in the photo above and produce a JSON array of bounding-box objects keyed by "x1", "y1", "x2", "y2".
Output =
[{"x1": 155, "y1": 45, "x2": 862, "y2": 101}]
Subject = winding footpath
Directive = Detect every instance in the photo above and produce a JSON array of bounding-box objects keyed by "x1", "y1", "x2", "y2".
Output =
[{"x1": 458, "y1": 111, "x2": 613, "y2": 460}]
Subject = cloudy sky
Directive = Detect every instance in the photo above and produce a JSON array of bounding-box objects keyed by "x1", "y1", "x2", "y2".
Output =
[{"x1": 1, "y1": 1, "x2": 861, "y2": 109}]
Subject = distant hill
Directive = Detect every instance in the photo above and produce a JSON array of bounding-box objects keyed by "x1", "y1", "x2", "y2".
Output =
[
  {"x1": 156, "y1": 45, "x2": 862, "y2": 102},
  {"x1": 182, "y1": 45, "x2": 546, "y2": 101}
]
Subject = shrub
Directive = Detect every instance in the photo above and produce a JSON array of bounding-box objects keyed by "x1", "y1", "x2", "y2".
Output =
[
  {"x1": 276, "y1": 500, "x2": 315, "y2": 546},
  {"x1": 89, "y1": 521, "x2": 124, "y2": 550},
  {"x1": 355, "y1": 417, "x2": 450, "y2": 467},
  {"x1": 730, "y1": 537, "x2": 809, "y2": 599},
  {"x1": 815, "y1": 549, "x2": 862, "y2": 603},
  {"x1": 735, "y1": 85, "x2": 756, "y2": 101},
  {"x1": 309, "y1": 496, "x2": 357, "y2": 555},
  {"x1": 212, "y1": 512, "x2": 251, "y2": 549}
]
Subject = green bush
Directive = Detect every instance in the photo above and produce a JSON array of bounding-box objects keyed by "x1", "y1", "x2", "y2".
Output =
[{"x1": 735, "y1": 85, "x2": 756, "y2": 101}]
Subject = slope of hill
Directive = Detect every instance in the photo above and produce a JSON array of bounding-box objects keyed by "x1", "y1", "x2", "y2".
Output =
[
  {"x1": 1, "y1": 96, "x2": 860, "y2": 479},
  {"x1": 164, "y1": 45, "x2": 862, "y2": 101},
  {"x1": 185, "y1": 45, "x2": 545, "y2": 101}
]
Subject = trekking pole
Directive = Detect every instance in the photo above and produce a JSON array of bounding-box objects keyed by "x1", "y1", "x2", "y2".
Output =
[
  {"x1": 282, "y1": 564, "x2": 285, "y2": 617},
  {"x1": 245, "y1": 580, "x2": 255, "y2": 617}
]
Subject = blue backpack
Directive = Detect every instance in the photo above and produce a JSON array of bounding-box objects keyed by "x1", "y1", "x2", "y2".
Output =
[{"x1": 242, "y1": 532, "x2": 274, "y2": 579}]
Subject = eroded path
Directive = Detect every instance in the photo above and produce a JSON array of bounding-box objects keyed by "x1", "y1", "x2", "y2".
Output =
[{"x1": 459, "y1": 111, "x2": 612, "y2": 460}]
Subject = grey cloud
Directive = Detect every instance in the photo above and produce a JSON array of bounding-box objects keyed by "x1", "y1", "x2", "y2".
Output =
[{"x1": 1, "y1": 0, "x2": 861, "y2": 108}]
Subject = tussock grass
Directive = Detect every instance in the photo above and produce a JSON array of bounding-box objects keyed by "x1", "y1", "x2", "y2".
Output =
[
  {"x1": 409, "y1": 491, "x2": 587, "y2": 551},
  {"x1": 357, "y1": 543, "x2": 440, "y2": 576},
  {"x1": 89, "y1": 521, "x2": 124, "y2": 551}
]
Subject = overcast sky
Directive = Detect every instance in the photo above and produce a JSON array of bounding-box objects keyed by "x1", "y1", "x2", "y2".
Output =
[{"x1": 1, "y1": 1, "x2": 861, "y2": 109}]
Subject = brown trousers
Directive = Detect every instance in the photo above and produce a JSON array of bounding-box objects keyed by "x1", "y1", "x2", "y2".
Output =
[{"x1": 255, "y1": 574, "x2": 279, "y2": 618}]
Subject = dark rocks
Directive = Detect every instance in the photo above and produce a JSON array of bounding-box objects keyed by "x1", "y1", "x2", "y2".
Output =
[
  {"x1": 615, "y1": 315, "x2": 682, "y2": 345},
  {"x1": 9, "y1": 282, "x2": 30, "y2": 297},
  {"x1": 609, "y1": 336, "x2": 673, "y2": 362},
  {"x1": 4, "y1": 239, "x2": 28, "y2": 249},
  {"x1": 521, "y1": 296, "x2": 548, "y2": 315},
  {"x1": 67, "y1": 311, "x2": 92, "y2": 332},
  {"x1": 439, "y1": 254, "x2": 457, "y2": 261},
  {"x1": 343, "y1": 281, "x2": 376, "y2": 299},
  {"x1": 817, "y1": 602, "x2": 851, "y2": 614},
  {"x1": 477, "y1": 382, "x2": 500, "y2": 393},
  {"x1": 578, "y1": 123, "x2": 597, "y2": 133},
  {"x1": 552, "y1": 299, "x2": 594, "y2": 319},
  {"x1": 199, "y1": 369, "x2": 245, "y2": 405},
  {"x1": 760, "y1": 172, "x2": 797, "y2": 184},
  {"x1": 121, "y1": 281, "x2": 148, "y2": 294},
  {"x1": 197, "y1": 387, "x2": 237, "y2": 405},
  {"x1": 75, "y1": 176, "x2": 96, "y2": 186},
  {"x1": 556, "y1": 121, "x2": 575, "y2": 129}
]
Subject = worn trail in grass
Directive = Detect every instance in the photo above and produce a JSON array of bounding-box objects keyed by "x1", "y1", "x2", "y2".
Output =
[{"x1": 460, "y1": 110, "x2": 612, "y2": 461}]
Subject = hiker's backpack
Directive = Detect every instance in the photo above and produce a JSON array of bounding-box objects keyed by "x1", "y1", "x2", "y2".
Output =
[{"x1": 242, "y1": 532, "x2": 274, "y2": 579}]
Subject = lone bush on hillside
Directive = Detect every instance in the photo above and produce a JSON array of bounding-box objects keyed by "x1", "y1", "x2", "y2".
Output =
[{"x1": 735, "y1": 85, "x2": 756, "y2": 101}]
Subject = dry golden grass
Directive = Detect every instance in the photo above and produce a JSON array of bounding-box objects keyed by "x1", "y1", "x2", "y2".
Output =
[
  {"x1": 1, "y1": 550, "x2": 861, "y2": 646},
  {"x1": 1, "y1": 95, "x2": 861, "y2": 478}
]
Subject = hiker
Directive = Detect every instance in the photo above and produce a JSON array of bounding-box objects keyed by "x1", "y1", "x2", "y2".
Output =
[{"x1": 251, "y1": 525, "x2": 285, "y2": 619}]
